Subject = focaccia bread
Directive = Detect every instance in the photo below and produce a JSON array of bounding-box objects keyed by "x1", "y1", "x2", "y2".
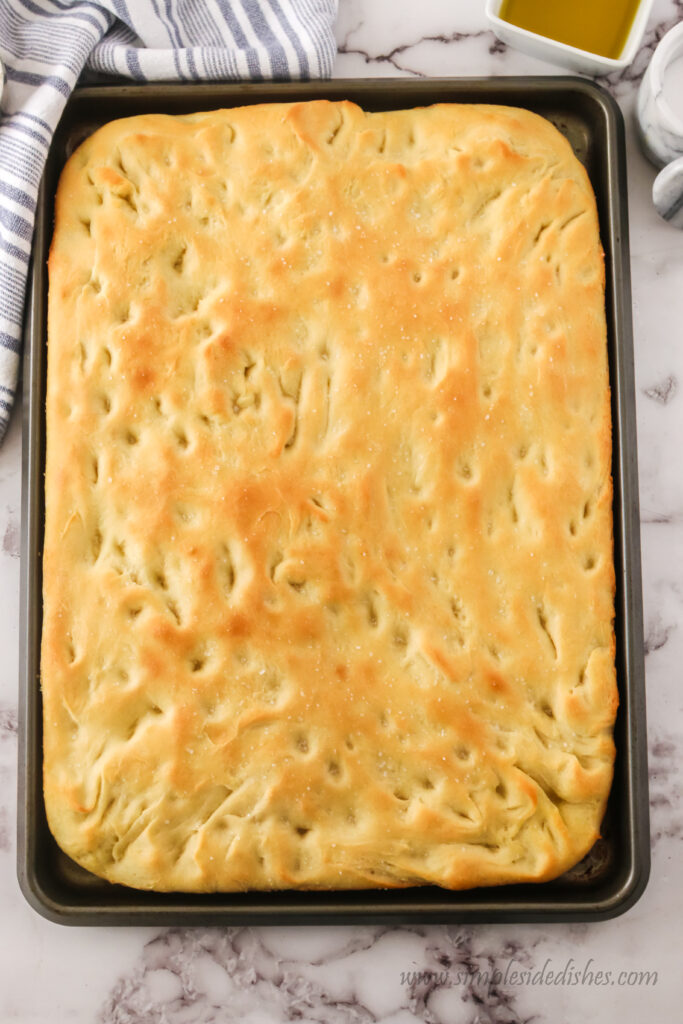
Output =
[{"x1": 43, "y1": 100, "x2": 617, "y2": 891}]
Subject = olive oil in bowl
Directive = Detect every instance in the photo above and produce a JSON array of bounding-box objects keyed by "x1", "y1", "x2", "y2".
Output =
[{"x1": 498, "y1": 0, "x2": 641, "y2": 59}]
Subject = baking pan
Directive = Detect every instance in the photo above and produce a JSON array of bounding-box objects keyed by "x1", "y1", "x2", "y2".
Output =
[{"x1": 18, "y1": 77, "x2": 649, "y2": 924}]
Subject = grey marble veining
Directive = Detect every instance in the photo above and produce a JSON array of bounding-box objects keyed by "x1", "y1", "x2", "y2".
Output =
[
  {"x1": 0, "y1": 1, "x2": 682, "y2": 1021},
  {"x1": 643, "y1": 373, "x2": 679, "y2": 404},
  {"x1": 99, "y1": 926, "x2": 549, "y2": 1023}
]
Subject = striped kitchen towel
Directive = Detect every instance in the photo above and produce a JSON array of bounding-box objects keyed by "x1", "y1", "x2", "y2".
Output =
[{"x1": 0, "y1": 0, "x2": 338, "y2": 444}]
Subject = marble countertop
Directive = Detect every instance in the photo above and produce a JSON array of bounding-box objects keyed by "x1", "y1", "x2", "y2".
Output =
[{"x1": 1, "y1": 1, "x2": 682, "y2": 1020}]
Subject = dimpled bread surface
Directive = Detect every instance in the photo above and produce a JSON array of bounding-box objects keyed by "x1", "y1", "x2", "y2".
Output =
[{"x1": 43, "y1": 100, "x2": 617, "y2": 891}]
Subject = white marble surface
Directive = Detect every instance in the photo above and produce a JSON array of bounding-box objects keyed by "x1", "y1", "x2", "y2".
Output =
[{"x1": 1, "y1": 1, "x2": 682, "y2": 1020}]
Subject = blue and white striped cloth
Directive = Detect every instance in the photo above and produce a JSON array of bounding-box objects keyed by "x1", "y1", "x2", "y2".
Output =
[{"x1": 0, "y1": 0, "x2": 338, "y2": 444}]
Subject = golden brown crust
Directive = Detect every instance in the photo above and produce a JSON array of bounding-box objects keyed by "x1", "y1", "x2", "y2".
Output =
[{"x1": 43, "y1": 101, "x2": 616, "y2": 891}]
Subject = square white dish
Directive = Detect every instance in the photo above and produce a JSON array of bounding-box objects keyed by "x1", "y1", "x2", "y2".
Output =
[{"x1": 485, "y1": 0, "x2": 656, "y2": 76}]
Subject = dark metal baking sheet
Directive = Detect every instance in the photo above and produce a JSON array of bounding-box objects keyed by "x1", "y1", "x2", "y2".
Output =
[{"x1": 18, "y1": 77, "x2": 649, "y2": 924}]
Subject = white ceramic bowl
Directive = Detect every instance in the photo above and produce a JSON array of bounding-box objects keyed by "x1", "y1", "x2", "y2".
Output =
[
  {"x1": 636, "y1": 20, "x2": 683, "y2": 226},
  {"x1": 485, "y1": 0, "x2": 656, "y2": 77}
]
